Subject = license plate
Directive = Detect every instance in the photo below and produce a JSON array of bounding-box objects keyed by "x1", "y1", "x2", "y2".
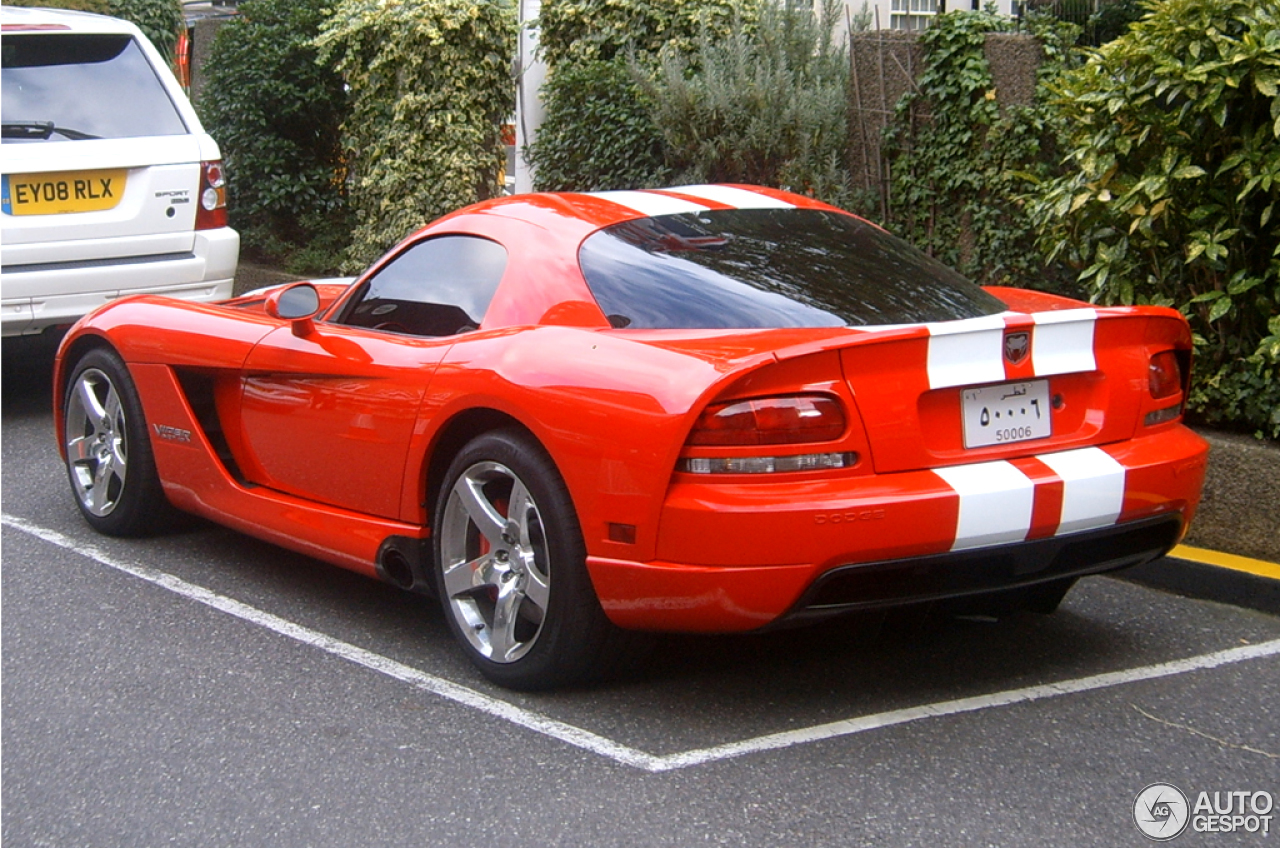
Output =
[
  {"x1": 961, "y1": 379, "x2": 1051, "y2": 448},
  {"x1": 2, "y1": 169, "x2": 127, "y2": 216}
]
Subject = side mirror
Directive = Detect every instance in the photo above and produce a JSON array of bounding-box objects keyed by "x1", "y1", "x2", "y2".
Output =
[{"x1": 265, "y1": 283, "x2": 321, "y2": 336}]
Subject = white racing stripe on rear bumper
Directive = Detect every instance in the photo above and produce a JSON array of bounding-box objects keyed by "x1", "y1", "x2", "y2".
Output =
[
  {"x1": 1038, "y1": 447, "x2": 1126, "y2": 535},
  {"x1": 934, "y1": 447, "x2": 1128, "y2": 551},
  {"x1": 933, "y1": 461, "x2": 1035, "y2": 551}
]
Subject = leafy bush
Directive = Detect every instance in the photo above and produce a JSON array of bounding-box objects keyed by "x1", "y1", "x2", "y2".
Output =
[
  {"x1": 640, "y1": 0, "x2": 852, "y2": 204},
  {"x1": 1027, "y1": 0, "x2": 1280, "y2": 437},
  {"x1": 530, "y1": 0, "x2": 749, "y2": 192},
  {"x1": 536, "y1": 0, "x2": 749, "y2": 68},
  {"x1": 316, "y1": 0, "x2": 515, "y2": 270},
  {"x1": 108, "y1": 0, "x2": 182, "y2": 62},
  {"x1": 200, "y1": 0, "x2": 351, "y2": 274},
  {"x1": 528, "y1": 59, "x2": 670, "y2": 191}
]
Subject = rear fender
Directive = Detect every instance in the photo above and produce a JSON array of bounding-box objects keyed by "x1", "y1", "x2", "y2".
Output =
[{"x1": 406, "y1": 325, "x2": 770, "y2": 563}]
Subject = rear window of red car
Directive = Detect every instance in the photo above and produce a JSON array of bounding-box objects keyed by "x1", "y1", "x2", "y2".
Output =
[{"x1": 578, "y1": 209, "x2": 1007, "y2": 329}]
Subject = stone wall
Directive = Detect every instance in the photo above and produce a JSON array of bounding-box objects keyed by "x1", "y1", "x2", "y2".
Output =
[{"x1": 1184, "y1": 431, "x2": 1280, "y2": 564}]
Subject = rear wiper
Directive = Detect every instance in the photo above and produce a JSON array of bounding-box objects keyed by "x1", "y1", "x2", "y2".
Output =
[{"x1": 2, "y1": 121, "x2": 100, "y2": 140}]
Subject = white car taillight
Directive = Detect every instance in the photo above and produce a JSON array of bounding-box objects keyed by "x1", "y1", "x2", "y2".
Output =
[{"x1": 195, "y1": 160, "x2": 227, "y2": 230}]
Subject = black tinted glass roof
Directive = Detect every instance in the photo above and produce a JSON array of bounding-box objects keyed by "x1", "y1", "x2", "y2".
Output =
[
  {"x1": 2, "y1": 34, "x2": 187, "y2": 142},
  {"x1": 579, "y1": 209, "x2": 1007, "y2": 329}
]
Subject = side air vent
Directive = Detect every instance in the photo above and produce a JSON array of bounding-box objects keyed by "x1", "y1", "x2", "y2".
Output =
[{"x1": 173, "y1": 368, "x2": 246, "y2": 482}]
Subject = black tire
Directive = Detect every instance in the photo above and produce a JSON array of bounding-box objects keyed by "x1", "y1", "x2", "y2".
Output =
[
  {"x1": 62, "y1": 347, "x2": 170, "y2": 536},
  {"x1": 433, "y1": 428, "x2": 636, "y2": 690}
]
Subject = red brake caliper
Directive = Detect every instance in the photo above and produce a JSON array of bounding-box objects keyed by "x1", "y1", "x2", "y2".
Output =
[{"x1": 478, "y1": 497, "x2": 509, "y2": 603}]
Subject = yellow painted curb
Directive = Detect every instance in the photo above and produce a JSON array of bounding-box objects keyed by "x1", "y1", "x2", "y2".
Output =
[{"x1": 1171, "y1": 544, "x2": 1280, "y2": 581}]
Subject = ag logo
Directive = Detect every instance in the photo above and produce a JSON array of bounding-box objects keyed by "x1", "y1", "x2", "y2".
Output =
[{"x1": 1134, "y1": 783, "x2": 1190, "y2": 841}]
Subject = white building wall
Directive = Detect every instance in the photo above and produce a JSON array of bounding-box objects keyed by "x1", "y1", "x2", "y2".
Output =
[{"x1": 831, "y1": 0, "x2": 1019, "y2": 37}]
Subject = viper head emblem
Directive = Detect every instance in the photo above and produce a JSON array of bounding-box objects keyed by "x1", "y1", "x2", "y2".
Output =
[{"x1": 1004, "y1": 331, "x2": 1030, "y2": 365}]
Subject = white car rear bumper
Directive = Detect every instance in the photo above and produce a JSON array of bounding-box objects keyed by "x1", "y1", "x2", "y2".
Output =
[{"x1": 1, "y1": 227, "x2": 238, "y2": 337}]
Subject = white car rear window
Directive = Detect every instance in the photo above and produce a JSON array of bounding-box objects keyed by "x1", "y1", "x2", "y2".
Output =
[{"x1": 2, "y1": 34, "x2": 188, "y2": 142}]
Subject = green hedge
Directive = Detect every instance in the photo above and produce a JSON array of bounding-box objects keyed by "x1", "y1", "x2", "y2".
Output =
[
  {"x1": 642, "y1": 0, "x2": 853, "y2": 204},
  {"x1": 1028, "y1": 0, "x2": 1280, "y2": 438},
  {"x1": 2, "y1": 0, "x2": 110, "y2": 13},
  {"x1": 530, "y1": 0, "x2": 749, "y2": 193},
  {"x1": 109, "y1": 0, "x2": 182, "y2": 61},
  {"x1": 536, "y1": 0, "x2": 749, "y2": 68},
  {"x1": 201, "y1": 0, "x2": 351, "y2": 274},
  {"x1": 528, "y1": 59, "x2": 669, "y2": 191},
  {"x1": 316, "y1": 0, "x2": 515, "y2": 270}
]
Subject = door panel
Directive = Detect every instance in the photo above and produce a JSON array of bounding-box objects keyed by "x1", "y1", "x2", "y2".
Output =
[{"x1": 239, "y1": 325, "x2": 450, "y2": 519}]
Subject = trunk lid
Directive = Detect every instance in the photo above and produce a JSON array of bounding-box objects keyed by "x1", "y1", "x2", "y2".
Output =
[{"x1": 834, "y1": 306, "x2": 1188, "y2": 474}]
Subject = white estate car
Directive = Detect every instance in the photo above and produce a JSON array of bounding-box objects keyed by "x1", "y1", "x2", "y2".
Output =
[{"x1": 1, "y1": 6, "x2": 239, "y2": 338}]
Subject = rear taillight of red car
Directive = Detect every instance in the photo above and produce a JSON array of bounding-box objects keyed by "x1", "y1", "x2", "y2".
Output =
[
  {"x1": 1148, "y1": 350, "x2": 1182, "y2": 399},
  {"x1": 195, "y1": 160, "x2": 227, "y2": 230},
  {"x1": 1144, "y1": 348, "x2": 1190, "y2": 427},
  {"x1": 688, "y1": 395, "x2": 845, "y2": 446},
  {"x1": 679, "y1": 394, "x2": 861, "y2": 475}
]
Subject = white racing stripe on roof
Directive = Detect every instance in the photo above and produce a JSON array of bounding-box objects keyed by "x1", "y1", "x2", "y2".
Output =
[
  {"x1": 934, "y1": 460, "x2": 1036, "y2": 551},
  {"x1": 591, "y1": 190, "x2": 710, "y2": 217},
  {"x1": 1038, "y1": 447, "x2": 1126, "y2": 535},
  {"x1": 663, "y1": 184, "x2": 796, "y2": 209}
]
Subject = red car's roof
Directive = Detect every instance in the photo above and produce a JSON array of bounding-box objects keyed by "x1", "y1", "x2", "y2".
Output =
[{"x1": 426, "y1": 184, "x2": 847, "y2": 237}]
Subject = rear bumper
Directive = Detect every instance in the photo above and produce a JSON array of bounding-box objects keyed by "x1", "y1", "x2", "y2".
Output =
[
  {"x1": 787, "y1": 513, "x2": 1181, "y2": 622},
  {"x1": 1, "y1": 227, "x2": 238, "y2": 336},
  {"x1": 586, "y1": 425, "x2": 1208, "y2": 632}
]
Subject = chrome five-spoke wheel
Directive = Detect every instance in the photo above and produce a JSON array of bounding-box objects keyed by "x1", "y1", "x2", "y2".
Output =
[
  {"x1": 439, "y1": 460, "x2": 552, "y2": 664},
  {"x1": 65, "y1": 366, "x2": 129, "y2": 517},
  {"x1": 433, "y1": 429, "x2": 635, "y2": 690},
  {"x1": 61, "y1": 348, "x2": 168, "y2": 537}
]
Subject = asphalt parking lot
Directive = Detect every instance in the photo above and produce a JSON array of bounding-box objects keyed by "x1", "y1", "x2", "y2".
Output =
[{"x1": 5, "y1": 339, "x2": 1280, "y2": 846}]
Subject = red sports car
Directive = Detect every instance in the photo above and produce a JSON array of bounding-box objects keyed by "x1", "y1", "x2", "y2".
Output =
[{"x1": 54, "y1": 185, "x2": 1208, "y2": 689}]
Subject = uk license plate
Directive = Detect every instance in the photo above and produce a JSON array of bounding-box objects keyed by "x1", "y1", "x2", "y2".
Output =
[
  {"x1": 961, "y1": 379, "x2": 1051, "y2": 448},
  {"x1": 1, "y1": 169, "x2": 127, "y2": 216}
]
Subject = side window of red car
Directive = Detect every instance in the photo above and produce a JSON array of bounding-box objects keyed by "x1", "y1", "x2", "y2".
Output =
[{"x1": 338, "y1": 235, "x2": 508, "y2": 336}]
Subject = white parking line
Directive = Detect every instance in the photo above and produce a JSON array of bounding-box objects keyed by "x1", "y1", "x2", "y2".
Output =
[{"x1": 7, "y1": 512, "x2": 1280, "y2": 773}]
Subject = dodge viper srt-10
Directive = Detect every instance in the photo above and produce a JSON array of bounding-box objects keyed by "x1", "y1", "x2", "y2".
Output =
[{"x1": 54, "y1": 185, "x2": 1208, "y2": 689}]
